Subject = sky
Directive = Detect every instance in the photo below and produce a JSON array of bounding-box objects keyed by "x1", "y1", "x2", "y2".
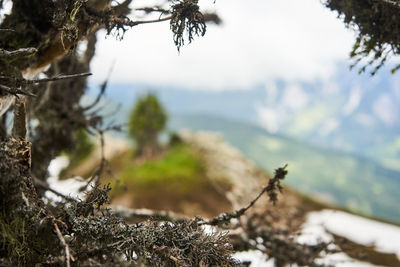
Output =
[{"x1": 90, "y1": 0, "x2": 356, "y2": 90}]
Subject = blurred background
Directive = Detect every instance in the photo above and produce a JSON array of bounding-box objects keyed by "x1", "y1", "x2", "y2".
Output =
[{"x1": 79, "y1": 0, "x2": 400, "y2": 223}]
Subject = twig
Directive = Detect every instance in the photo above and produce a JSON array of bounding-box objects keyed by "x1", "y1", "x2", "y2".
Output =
[
  {"x1": 0, "y1": 48, "x2": 37, "y2": 59},
  {"x1": 199, "y1": 165, "x2": 288, "y2": 226},
  {"x1": 111, "y1": 15, "x2": 172, "y2": 27},
  {"x1": 83, "y1": 62, "x2": 114, "y2": 111},
  {"x1": 0, "y1": 29, "x2": 15, "y2": 33},
  {"x1": 0, "y1": 84, "x2": 36, "y2": 97},
  {"x1": 136, "y1": 6, "x2": 170, "y2": 14},
  {"x1": 54, "y1": 223, "x2": 73, "y2": 267},
  {"x1": 155, "y1": 246, "x2": 183, "y2": 266},
  {"x1": 34, "y1": 177, "x2": 77, "y2": 202},
  {"x1": 0, "y1": 72, "x2": 92, "y2": 87},
  {"x1": 22, "y1": 72, "x2": 92, "y2": 85}
]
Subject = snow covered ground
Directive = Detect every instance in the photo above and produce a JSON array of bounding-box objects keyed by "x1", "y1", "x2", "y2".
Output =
[
  {"x1": 300, "y1": 210, "x2": 400, "y2": 260},
  {"x1": 233, "y1": 248, "x2": 376, "y2": 267},
  {"x1": 234, "y1": 210, "x2": 400, "y2": 266}
]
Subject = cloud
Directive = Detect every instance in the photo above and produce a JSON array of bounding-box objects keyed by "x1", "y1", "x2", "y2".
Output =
[
  {"x1": 343, "y1": 86, "x2": 362, "y2": 116},
  {"x1": 90, "y1": 0, "x2": 354, "y2": 90},
  {"x1": 281, "y1": 84, "x2": 310, "y2": 110},
  {"x1": 256, "y1": 106, "x2": 280, "y2": 133},
  {"x1": 319, "y1": 118, "x2": 340, "y2": 136},
  {"x1": 354, "y1": 113, "x2": 375, "y2": 128},
  {"x1": 373, "y1": 94, "x2": 397, "y2": 126}
]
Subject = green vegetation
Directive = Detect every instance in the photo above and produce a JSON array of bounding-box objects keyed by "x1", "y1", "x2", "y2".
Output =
[
  {"x1": 109, "y1": 143, "x2": 231, "y2": 216},
  {"x1": 0, "y1": 215, "x2": 29, "y2": 265},
  {"x1": 170, "y1": 114, "x2": 400, "y2": 222},
  {"x1": 128, "y1": 93, "x2": 167, "y2": 157},
  {"x1": 118, "y1": 144, "x2": 203, "y2": 188}
]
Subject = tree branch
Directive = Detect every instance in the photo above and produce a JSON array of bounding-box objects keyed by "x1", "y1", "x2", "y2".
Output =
[
  {"x1": 111, "y1": 15, "x2": 172, "y2": 27},
  {"x1": 21, "y1": 72, "x2": 92, "y2": 85},
  {"x1": 199, "y1": 165, "x2": 288, "y2": 226},
  {"x1": 54, "y1": 223, "x2": 73, "y2": 267},
  {"x1": 0, "y1": 84, "x2": 36, "y2": 97},
  {"x1": 0, "y1": 48, "x2": 37, "y2": 60},
  {"x1": 12, "y1": 97, "x2": 26, "y2": 140},
  {"x1": 0, "y1": 72, "x2": 91, "y2": 88},
  {"x1": 34, "y1": 177, "x2": 77, "y2": 203}
]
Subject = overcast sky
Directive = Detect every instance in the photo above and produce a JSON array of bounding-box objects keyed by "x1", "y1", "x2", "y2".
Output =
[{"x1": 90, "y1": 0, "x2": 355, "y2": 91}]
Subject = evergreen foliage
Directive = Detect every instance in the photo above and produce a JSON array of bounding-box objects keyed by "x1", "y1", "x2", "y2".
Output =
[
  {"x1": 324, "y1": 0, "x2": 400, "y2": 75},
  {"x1": 128, "y1": 93, "x2": 167, "y2": 157}
]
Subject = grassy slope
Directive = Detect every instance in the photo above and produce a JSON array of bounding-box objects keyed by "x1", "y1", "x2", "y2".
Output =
[
  {"x1": 106, "y1": 143, "x2": 232, "y2": 218},
  {"x1": 169, "y1": 114, "x2": 400, "y2": 223}
]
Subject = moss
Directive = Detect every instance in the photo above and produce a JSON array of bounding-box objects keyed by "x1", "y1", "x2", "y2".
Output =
[{"x1": 0, "y1": 215, "x2": 31, "y2": 266}]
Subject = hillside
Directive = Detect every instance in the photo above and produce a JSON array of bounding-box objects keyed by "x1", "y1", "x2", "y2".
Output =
[
  {"x1": 169, "y1": 114, "x2": 400, "y2": 223},
  {"x1": 79, "y1": 92, "x2": 400, "y2": 222},
  {"x1": 51, "y1": 131, "x2": 400, "y2": 266},
  {"x1": 92, "y1": 74, "x2": 400, "y2": 172}
]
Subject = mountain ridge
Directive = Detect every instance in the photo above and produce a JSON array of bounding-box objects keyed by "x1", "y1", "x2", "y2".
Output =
[{"x1": 169, "y1": 113, "x2": 400, "y2": 223}]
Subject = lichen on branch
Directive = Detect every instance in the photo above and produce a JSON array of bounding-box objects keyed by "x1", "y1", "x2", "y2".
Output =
[{"x1": 170, "y1": 0, "x2": 206, "y2": 51}]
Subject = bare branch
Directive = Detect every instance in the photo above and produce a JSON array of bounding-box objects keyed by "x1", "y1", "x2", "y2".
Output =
[
  {"x1": 136, "y1": 6, "x2": 170, "y2": 14},
  {"x1": 0, "y1": 73, "x2": 91, "y2": 94},
  {"x1": 199, "y1": 165, "x2": 288, "y2": 226},
  {"x1": 111, "y1": 15, "x2": 172, "y2": 27},
  {"x1": 0, "y1": 84, "x2": 36, "y2": 97},
  {"x1": 34, "y1": 177, "x2": 77, "y2": 202},
  {"x1": 0, "y1": 29, "x2": 14, "y2": 33},
  {"x1": 21, "y1": 72, "x2": 92, "y2": 85},
  {"x1": 0, "y1": 48, "x2": 37, "y2": 60},
  {"x1": 54, "y1": 223, "x2": 73, "y2": 267},
  {"x1": 83, "y1": 63, "x2": 114, "y2": 111}
]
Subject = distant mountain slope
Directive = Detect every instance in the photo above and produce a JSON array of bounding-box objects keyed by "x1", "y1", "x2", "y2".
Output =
[
  {"x1": 92, "y1": 67, "x2": 400, "y2": 172},
  {"x1": 169, "y1": 114, "x2": 400, "y2": 223}
]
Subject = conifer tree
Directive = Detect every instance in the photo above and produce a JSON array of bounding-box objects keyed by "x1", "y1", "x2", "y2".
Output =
[{"x1": 128, "y1": 93, "x2": 167, "y2": 157}]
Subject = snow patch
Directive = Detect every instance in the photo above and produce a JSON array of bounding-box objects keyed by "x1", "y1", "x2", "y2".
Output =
[
  {"x1": 45, "y1": 156, "x2": 93, "y2": 202},
  {"x1": 300, "y1": 209, "x2": 400, "y2": 262},
  {"x1": 233, "y1": 250, "x2": 273, "y2": 267}
]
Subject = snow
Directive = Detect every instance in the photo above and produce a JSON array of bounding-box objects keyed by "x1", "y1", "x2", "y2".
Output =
[
  {"x1": 315, "y1": 252, "x2": 376, "y2": 267},
  {"x1": 233, "y1": 248, "x2": 376, "y2": 267},
  {"x1": 301, "y1": 210, "x2": 400, "y2": 260},
  {"x1": 233, "y1": 250, "x2": 274, "y2": 267},
  {"x1": 234, "y1": 209, "x2": 400, "y2": 266},
  {"x1": 45, "y1": 156, "x2": 92, "y2": 202}
]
